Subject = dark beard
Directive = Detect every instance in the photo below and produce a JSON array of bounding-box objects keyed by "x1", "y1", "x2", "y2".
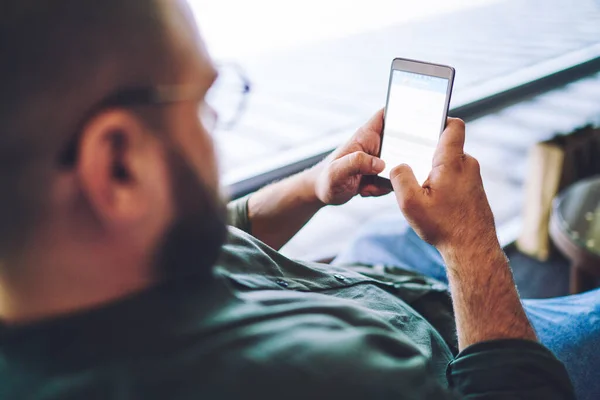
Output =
[{"x1": 152, "y1": 148, "x2": 227, "y2": 283}]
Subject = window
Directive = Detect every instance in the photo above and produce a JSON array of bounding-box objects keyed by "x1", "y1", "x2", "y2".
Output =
[{"x1": 189, "y1": 0, "x2": 600, "y2": 196}]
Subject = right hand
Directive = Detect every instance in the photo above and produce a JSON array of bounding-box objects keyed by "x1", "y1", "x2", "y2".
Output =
[{"x1": 390, "y1": 118, "x2": 499, "y2": 258}]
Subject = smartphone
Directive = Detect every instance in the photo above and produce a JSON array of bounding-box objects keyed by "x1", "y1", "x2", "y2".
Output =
[{"x1": 377, "y1": 58, "x2": 455, "y2": 185}]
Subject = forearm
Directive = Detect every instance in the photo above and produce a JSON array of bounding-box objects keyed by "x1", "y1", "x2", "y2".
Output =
[
  {"x1": 247, "y1": 168, "x2": 324, "y2": 250},
  {"x1": 442, "y1": 240, "x2": 537, "y2": 351}
]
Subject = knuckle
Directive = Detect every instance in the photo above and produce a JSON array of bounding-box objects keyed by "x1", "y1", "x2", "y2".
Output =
[
  {"x1": 448, "y1": 118, "x2": 466, "y2": 130},
  {"x1": 448, "y1": 158, "x2": 463, "y2": 172},
  {"x1": 390, "y1": 164, "x2": 409, "y2": 179},
  {"x1": 350, "y1": 151, "x2": 365, "y2": 167},
  {"x1": 324, "y1": 168, "x2": 337, "y2": 186},
  {"x1": 464, "y1": 154, "x2": 481, "y2": 173},
  {"x1": 357, "y1": 151, "x2": 369, "y2": 164}
]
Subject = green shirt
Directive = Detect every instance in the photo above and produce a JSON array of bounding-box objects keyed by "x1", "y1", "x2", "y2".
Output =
[{"x1": 0, "y1": 198, "x2": 575, "y2": 399}]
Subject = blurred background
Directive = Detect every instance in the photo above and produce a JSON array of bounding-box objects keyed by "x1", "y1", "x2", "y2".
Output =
[{"x1": 189, "y1": 0, "x2": 600, "y2": 296}]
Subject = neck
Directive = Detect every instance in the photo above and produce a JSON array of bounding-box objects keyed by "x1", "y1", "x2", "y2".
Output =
[{"x1": 0, "y1": 246, "x2": 154, "y2": 326}]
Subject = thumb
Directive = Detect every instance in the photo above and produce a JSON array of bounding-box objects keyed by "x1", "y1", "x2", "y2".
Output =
[
  {"x1": 331, "y1": 152, "x2": 385, "y2": 179},
  {"x1": 390, "y1": 164, "x2": 423, "y2": 211}
]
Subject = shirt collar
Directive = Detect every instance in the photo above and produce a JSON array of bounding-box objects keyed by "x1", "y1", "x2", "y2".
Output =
[{"x1": 0, "y1": 273, "x2": 228, "y2": 371}]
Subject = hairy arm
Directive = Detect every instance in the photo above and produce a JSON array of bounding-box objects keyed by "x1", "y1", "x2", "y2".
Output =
[
  {"x1": 443, "y1": 241, "x2": 536, "y2": 350},
  {"x1": 247, "y1": 169, "x2": 324, "y2": 250},
  {"x1": 245, "y1": 110, "x2": 390, "y2": 250},
  {"x1": 391, "y1": 118, "x2": 536, "y2": 350}
]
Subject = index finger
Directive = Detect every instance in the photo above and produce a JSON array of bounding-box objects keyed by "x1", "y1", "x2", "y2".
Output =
[
  {"x1": 352, "y1": 108, "x2": 385, "y2": 155},
  {"x1": 369, "y1": 108, "x2": 385, "y2": 136},
  {"x1": 432, "y1": 118, "x2": 466, "y2": 167},
  {"x1": 361, "y1": 108, "x2": 385, "y2": 138}
]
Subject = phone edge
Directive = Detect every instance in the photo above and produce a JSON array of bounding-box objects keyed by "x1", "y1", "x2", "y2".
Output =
[{"x1": 374, "y1": 59, "x2": 456, "y2": 187}]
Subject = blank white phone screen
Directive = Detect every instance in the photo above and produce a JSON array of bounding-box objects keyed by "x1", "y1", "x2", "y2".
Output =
[{"x1": 379, "y1": 70, "x2": 449, "y2": 184}]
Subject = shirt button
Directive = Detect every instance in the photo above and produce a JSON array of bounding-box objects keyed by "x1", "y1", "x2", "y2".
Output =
[
  {"x1": 334, "y1": 274, "x2": 346, "y2": 281},
  {"x1": 276, "y1": 279, "x2": 289, "y2": 288}
]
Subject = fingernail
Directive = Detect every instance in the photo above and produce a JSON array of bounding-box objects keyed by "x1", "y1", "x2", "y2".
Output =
[{"x1": 372, "y1": 158, "x2": 385, "y2": 171}]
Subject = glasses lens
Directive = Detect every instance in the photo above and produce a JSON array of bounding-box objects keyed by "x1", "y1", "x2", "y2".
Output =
[
  {"x1": 205, "y1": 64, "x2": 250, "y2": 130},
  {"x1": 200, "y1": 102, "x2": 218, "y2": 133}
]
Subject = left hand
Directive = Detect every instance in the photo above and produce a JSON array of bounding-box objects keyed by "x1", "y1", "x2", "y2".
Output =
[{"x1": 312, "y1": 109, "x2": 392, "y2": 205}]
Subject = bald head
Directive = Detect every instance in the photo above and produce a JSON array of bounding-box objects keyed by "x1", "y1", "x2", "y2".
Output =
[{"x1": 0, "y1": 0, "x2": 189, "y2": 258}]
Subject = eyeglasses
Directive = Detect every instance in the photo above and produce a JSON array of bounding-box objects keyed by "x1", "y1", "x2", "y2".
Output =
[
  {"x1": 206, "y1": 62, "x2": 252, "y2": 131},
  {"x1": 58, "y1": 63, "x2": 251, "y2": 167}
]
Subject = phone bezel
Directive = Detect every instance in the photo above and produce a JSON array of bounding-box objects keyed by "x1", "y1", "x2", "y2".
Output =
[{"x1": 376, "y1": 57, "x2": 455, "y2": 185}]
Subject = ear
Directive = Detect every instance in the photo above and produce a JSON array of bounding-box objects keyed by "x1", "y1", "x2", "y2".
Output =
[{"x1": 76, "y1": 110, "x2": 171, "y2": 231}]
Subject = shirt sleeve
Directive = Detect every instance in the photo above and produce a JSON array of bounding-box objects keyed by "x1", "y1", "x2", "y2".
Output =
[
  {"x1": 252, "y1": 336, "x2": 575, "y2": 400},
  {"x1": 447, "y1": 339, "x2": 576, "y2": 399},
  {"x1": 226, "y1": 195, "x2": 252, "y2": 234}
]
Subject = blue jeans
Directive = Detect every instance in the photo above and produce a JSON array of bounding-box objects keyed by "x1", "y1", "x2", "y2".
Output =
[{"x1": 334, "y1": 215, "x2": 600, "y2": 400}]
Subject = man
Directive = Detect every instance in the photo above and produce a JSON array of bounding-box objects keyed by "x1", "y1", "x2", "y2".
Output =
[{"x1": 0, "y1": 1, "x2": 595, "y2": 399}]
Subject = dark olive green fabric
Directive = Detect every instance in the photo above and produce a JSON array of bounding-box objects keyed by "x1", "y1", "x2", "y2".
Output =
[{"x1": 0, "y1": 199, "x2": 574, "y2": 399}]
